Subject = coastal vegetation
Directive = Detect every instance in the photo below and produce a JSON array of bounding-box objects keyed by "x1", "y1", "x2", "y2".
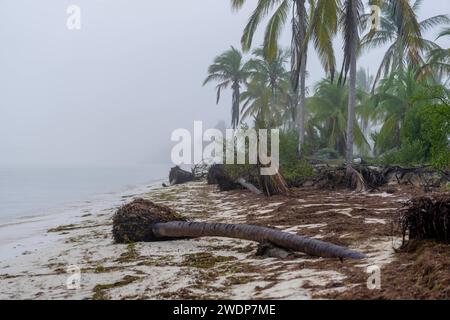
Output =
[{"x1": 203, "y1": 0, "x2": 449, "y2": 183}]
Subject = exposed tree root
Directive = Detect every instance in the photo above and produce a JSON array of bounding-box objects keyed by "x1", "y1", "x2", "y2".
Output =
[{"x1": 400, "y1": 194, "x2": 450, "y2": 245}]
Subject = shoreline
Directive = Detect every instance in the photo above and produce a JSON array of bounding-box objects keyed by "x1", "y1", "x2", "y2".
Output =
[{"x1": 0, "y1": 178, "x2": 166, "y2": 262}]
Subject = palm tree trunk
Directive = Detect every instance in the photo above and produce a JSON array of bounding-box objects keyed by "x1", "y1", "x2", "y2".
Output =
[
  {"x1": 292, "y1": 0, "x2": 308, "y2": 158},
  {"x1": 346, "y1": 55, "x2": 356, "y2": 171},
  {"x1": 346, "y1": 21, "x2": 358, "y2": 171},
  {"x1": 297, "y1": 55, "x2": 307, "y2": 158},
  {"x1": 152, "y1": 221, "x2": 365, "y2": 260},
  {"x1": 232, "y1": 82, "x2": 241, "y2": 129}
]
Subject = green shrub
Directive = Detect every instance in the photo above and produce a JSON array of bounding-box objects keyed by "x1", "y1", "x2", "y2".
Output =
[
  {"x1": 419, "y1": 104, "x2": 450, "y2": 169},
  {"x1": 278, "y1": 131, "x2": 315, "y2": 187},
  {"x1": 281, "y1": 159, "x2": 314, "y2": 187},
  {"x1": 381, "y1": 140, "x2": 428, "y2": 166}
]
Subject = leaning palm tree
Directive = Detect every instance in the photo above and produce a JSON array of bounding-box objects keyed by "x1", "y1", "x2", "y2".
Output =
[
  {"x1": 230, "y1": 0, "x2": 337, "y2": 157},
  {"x1": 362, "y1": 0, "x2": 449, "y2": 90},
  {"x1": 203, "y1": 47, "x2": 251, "y2": 129},
  {"x1": 113, "y1": 199, "x2": 366, "y2": 260},
  {"x1": 240, "y1": 80, "x2": 291, "y2": 196}
]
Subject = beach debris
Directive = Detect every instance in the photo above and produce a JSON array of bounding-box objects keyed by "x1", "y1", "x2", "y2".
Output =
[
  {"x1": 207, "y1": 164, "x2": 263, "y2": 194},
  {"x1": 112, "y1": 199, "x2": 187, "y2": 242},
  {"x1": 400, "y1": 194, "x2": 450, "y2": 245},
  {"x1": 384, "y1": 166, "x2": 447, "y2": 192},
  {"x1": 191, "y1": 162, "x2": 209, "y2": 179},
  {"x1": 207, "y1": 164, "x2": 289, "y2": 196},
  {"x1": 310, "y1": 164, "x2": 447, "y2": 192},
  {"x1": 168, "y1": 164, "x2": 209, "y2": 186},
  {"x1": 169, "y1": 166, "x2": 195, "y2": 185},
  {"x1": 312, "y1": 165, "x2": 385, "y2": 191},
  {"x1": 207, "y1": 164, "x2": 240, "y2": 190},
  {"x1": 113, "y1": 199, "x2": 366, "y2": 260}
]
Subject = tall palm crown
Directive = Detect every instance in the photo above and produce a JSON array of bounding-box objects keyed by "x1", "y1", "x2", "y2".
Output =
[
  {"x1": 203, "y1": 47, "x2": 251, "y2": 129},
  {"x1": 246, "y1": 48, "x2": 290, "y2": 98},
  {"x1": 230, "y1": 0, "x2": 336, "y2": 76},
  {"x1": 241, "y1": 48, "x2": 290, "y2": 128},
  {"x1": 362, "y1": 0, "x2": 450, "y2": 89},
  {"x1": 230, "y1": 0, "x2": 337, "y2": 157}
]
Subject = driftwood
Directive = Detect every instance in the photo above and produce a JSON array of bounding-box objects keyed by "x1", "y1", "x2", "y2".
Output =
[{"x1": 113, "y1": 199, "x2": 366, "y2": 260}]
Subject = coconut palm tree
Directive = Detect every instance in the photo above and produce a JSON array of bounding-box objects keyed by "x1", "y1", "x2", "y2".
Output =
[
  {"x1": 241, "y1": 80, "x2": 284, "y2": 128},
  {"x1": 246, "y1": 48, "x2": 290, "y2": 97},
  {"x1": 203, "y1": 47, "x2": 251, "y2": 129},
  {"x1": 230, "y1": 0, "x2": 337, "y2": 157},
  {"x1": 308, "y1": 79, "x2": 369, "y2": 156},
  {"x1": 241, "y1": 48, "x2": 290, "y2": 128},
  {"x1": 362, "y1": 0, "x2": 450, "y2": 90},
  {"x1": 371, "y1": 68, "x2": 428, "y2": 155},
  {"x1": 338, "y1": 0, "x2": 364, "y2": 170}
]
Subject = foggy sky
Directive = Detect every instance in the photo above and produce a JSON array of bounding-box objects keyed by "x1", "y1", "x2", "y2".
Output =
[{"x1": 0, "y1": 0, "x2": 448, "y2": 168}]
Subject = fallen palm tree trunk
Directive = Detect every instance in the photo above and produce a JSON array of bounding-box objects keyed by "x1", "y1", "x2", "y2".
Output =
[
  {"x1": 400, "y1": 194, "x2": 450, "y2": 244},
  {"x1": 152, "y1": 221, "x2": 364, "y2": 259},
  {"x1": 113, "y1": 199, "x2": 366, "y2": 260}
]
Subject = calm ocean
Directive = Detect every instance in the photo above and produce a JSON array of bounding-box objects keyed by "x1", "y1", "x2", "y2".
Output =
[{"x1": 0, "y1": 165, "x2": 171, "y2": 224}]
